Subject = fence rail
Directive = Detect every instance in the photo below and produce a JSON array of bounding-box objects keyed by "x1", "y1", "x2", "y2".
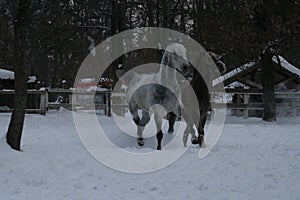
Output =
[
  {"x1": 211, "y1": 89, "x2": 300, "y2": 118},
  {"x1": 0, "y1": 89, "x2": 111, "y2": 116},
  {"x1": 1, "y1": 89, "x2": 299, "y2": 118}
]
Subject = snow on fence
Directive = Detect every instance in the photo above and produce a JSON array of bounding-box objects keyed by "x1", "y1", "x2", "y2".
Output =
[
  {"x1": 47, "y1": 89, "x2": 111, "y2": 116},
  {"x1": 1, "y1": 89, "x2": 299, "y2": 118}
]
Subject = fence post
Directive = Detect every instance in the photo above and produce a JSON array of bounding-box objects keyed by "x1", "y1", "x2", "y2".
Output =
[
  {"x1": 108, "y1": 92, "x2": 111, "y2": 117},
  {"x1": 105, "y1": 92, "x2": 108, "y2": 116},
  {"x1": 243, "y1": 94, "x2": 249, "y2": 119},
  {"x1": 39, "y1": 90, "x2": 48, "y2": 115},
  {"x1": 290, "y1": 97, "x2": 297, "y2": 117}
]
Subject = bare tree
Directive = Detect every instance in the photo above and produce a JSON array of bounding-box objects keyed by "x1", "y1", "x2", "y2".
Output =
[{"x1": 6, "y1": 0, "x2": 32, "y2": 151}]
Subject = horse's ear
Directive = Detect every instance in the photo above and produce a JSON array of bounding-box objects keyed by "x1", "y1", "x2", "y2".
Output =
[
  {"x1": 216, "y1": 60, "x2": 227, "y2": 74},
  {"x1": 161, "y1": 50, "x2": 170, "y2": 66}
]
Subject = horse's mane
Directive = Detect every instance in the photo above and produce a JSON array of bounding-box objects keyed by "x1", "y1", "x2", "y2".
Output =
[{"x1": 164, "y1": 43, "x2": 187, "y2": 60}]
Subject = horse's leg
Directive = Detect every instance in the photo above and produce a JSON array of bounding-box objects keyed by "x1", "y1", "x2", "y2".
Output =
[
  {"x1": 198, "y1": 115, "x2": 207, "y2": 148},
  {"x1": 182, "y1": 126, "x2": 189, "y2": 147},
  {"x1": 189, "y1": 126, "x2": 199, "y2": 145},
  {"x1": 136, "y1": 110, "x2": 150, "y2": 146},
  {"x1": 129, "y1": 100, "x2": 145, "y2": 146},
  {"x1": 192, "y1": 115, "x2": 207, "y2": 148},
  {"x1": 181, "y1": 111, "x2": 197, "y2": 146},
  {"x1": 154, "y1": 113, "x2": 163, "y2": 150},
  {"x1": 132, "y1": 111, "x2": 144, "y2": 146},
  {"x1": 168, "y1": 112, "x2": 176, "y2": 133},
  {"x1": 135, "y1": 129, "x2": 145, "y2": 146}
]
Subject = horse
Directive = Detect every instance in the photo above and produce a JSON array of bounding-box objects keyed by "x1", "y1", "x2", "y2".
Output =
[
  {"x1": 167, "y1": 68, "x2": 210, "y2": 147},
  {"x1": 125, "y1": 43, "x2": 196, "y2": 150},
  {"x1": 167, "y1": 50, "x2": 226, "y2": 147}
]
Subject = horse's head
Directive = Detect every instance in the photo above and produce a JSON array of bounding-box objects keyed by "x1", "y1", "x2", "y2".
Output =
[
  {"x1": 180, "y1": 61, "x2": 195, "y2": 81},
  {"x1": 208, "y1": 51, "x2": 227, "y2": 75},
  {"x1": 161, "y1": 43, "x2": 195, "y2": 81}
]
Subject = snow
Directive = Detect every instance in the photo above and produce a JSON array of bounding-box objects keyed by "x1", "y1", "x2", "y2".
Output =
[
  {"x1": 0, "y1": 69, "x2": 37, "y2": 83},
  {"x1": 0, "y1": 69, "x2": 14, "y2": 80},
  {"x1": 28, "y1": 76, "x2": 37, "y2": 83},
  {"x1": 213, "y1": 55, "x2": 300, "y2": 88},
  {"x1": 39, "y1": 87, "x2": 47, "y2": 91},
  {"x1": 1, "y1": 111, "x2": 300, "y2": 200},
  {"x1": 78, "y1": 78, "x2": 96, "y2": 83},
  {"x1": 225, "y1": 81, "x2": 249, "y2": 89},
  {"x1": 212, "y1": 62, "x2": 256, "y2": 87},
  {"x1": 0, "y1": 106, "x2": 10, "y2": 110},
  {"x1": 273, "y1": 55, "x2": 300, "y2": 78},
  {"x1": 69, "y1": 0, "x2": 74, "y2": 7},
  {"x1": 85, "y1": 86, "x2": 109, "y2": 92}
]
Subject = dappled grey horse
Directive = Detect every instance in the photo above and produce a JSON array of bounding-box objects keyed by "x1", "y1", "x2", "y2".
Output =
[{"x1": 126, "y1": 43, "x2": 196, "y2": 150}]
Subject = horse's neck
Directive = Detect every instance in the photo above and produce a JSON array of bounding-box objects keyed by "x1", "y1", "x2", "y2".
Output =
[
  {"x1": 157, "y1": 65, "x2": 178, "y2": 86},
  {"x1": 191, "y1": 70, "x2": 209, "y2": 95},
  {"x1": 156, "y1": 63, "x2": 182, "y2": 108},
  {"x1": 157, "y1": 52, "x2": 180, "y2": 86}
]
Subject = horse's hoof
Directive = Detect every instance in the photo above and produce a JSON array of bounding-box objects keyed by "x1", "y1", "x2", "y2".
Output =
[
  {"x1": 168, "y1": 128, "x2": 174, "y2": 134},
  {"x1": 157, "y1": 147, "x2": 162, "y2": 150},
  {"x1": 200, "y1": 142, "x2": 206, "y2": 149},
  {"x1": 137, "y1": 138, "x2": 144, "y2": 146},
  {"x1": 191, "y1": 138, "x2": 200, "y2": 145},
  {"x1": 198, "y1": 135, "x2": 205, "y2": 148}
]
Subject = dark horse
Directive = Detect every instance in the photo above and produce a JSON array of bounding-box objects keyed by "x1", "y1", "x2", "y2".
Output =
[
  {"x1": 168, "y1": 51, "x2": 226, "y2": 147},
  {"x1": 168, "y1": 67, "x2": 210, "y2": 147}
]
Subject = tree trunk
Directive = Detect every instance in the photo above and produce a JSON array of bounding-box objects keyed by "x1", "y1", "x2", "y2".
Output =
[
  {"x1": 146, "y1": 0, "x2": 154, "y2": 27},
  {"x1": 6, "y1": 0, "x2": 31, "y2": 151},
  {"x1": 180, "y1": 0, "x2": 186, "y2": 33},
  {"x1": 107, "y1": 0, "x2": 121, "y2": 85},
  {"x1": 156, "y1": 0, "x2": 160, "y2": 27},
  {"x1": 161, "y1": 0, "x2": 168, "y2": 28},
  {"x1": 261, "y1": 49, "x2": 276, "y2": 122}
]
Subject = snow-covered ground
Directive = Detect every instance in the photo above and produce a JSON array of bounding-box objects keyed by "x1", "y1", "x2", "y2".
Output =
[{"x1": 1, "y1": 110, "x2": 300, "y2": 200}]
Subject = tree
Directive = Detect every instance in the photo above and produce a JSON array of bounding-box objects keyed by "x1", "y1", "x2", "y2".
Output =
[
  {"x1": 6, "y1": 0, "x2": 32, "y2": 151},
  {"x1": 261, "y1": 46, "x2": 276, "y2": 122}
]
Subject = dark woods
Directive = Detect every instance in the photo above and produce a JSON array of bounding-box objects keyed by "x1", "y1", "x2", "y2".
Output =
[{"x1": 0, "y1": 0, "x2": 299, "y2": 88}]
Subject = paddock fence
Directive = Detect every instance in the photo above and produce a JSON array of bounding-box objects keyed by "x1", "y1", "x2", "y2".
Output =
[
  {"x1": 1, "y1": 89, "x2": 299, "y2": 118},
  {"x1": 211, "y1": 89, "x2": 300, "y2": 118},
  {"x1": 0, "y1": 89, "x2": 111, "y2": 116}
]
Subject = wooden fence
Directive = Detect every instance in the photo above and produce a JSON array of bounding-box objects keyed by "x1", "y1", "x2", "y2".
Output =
[
  {"x1": 0, "y1": 89, "x2": 111, "y2": 116},
  {"x1": 1, "y1": 89, "x2": 299, "y2": 118},
  {"x1": 211, "y1": 88, "x2": 300, "y2": 118},
  {"x1": 0, "y1": 90, "x2": 48, "y2": 115}
]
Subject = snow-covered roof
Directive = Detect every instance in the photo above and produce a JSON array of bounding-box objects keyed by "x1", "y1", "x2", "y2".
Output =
[
  {"x1": 1, "y1": 69, "x2": 38, "y2": 83},
  {"x1": 212, "y1": 61, "x2": 256, "y2": 87},
  {"x1": 213, "y1": 55, "x2": 300, "y2": 88},
  {"x1": 0, "y1": 69, "x2": 14, "y2": 80},
  {"x1": 225, "y1": 81, "x2": 249, "y2": 89},
  {"x1": 273, "y1": 55, "x2": 300, "y2": 78},
  {"x1": 78, "y1": 78, "x2": 96, "y2": 83}
]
